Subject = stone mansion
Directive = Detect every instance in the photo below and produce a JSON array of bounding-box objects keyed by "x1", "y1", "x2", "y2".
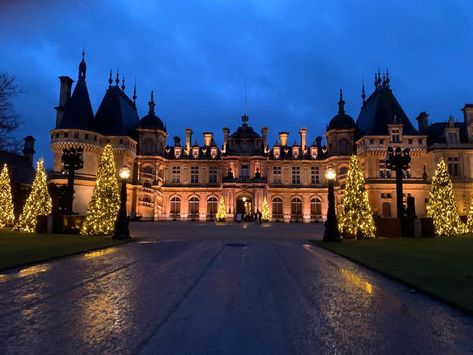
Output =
[{"x1": 49, "y1": 54, "x2": 473, "y2": 222}]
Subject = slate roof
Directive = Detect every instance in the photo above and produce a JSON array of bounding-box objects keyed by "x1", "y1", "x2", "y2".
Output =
[
  {"x1": 356, "y1": 86, "x2": 418, "y2": 136},
  {"x1": 139, "y1": 113, "x2": 166, "y2": 131},
  {"x1": 94, "y1": 86, "x2": 140, "y2": 138},
  {"x1": 425, "y1": 122, "x2": 468, "y2": 145},
  {"x1": 57, "y1": 79, "x2": 95, "y2": 131},
  {"x1": 328, "y1": 113, "x2": 356, "y2": 130}
]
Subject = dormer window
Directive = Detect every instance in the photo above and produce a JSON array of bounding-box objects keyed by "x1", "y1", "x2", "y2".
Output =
[
  {"x1": 310, "y1": 147, "x2": 318, "y2": 159},
  {"x1": 211, "y1": 147, "x2": 218, "y2": 159},
  {"x1": 273, "y1": 147, "x2": 280, "y2": 159},
  {"x1": 391, "y1": 128, "x2": 401, "y2": 143},
  {"x1": 292, "y1": 146, "x2": 299, "y2": 159},
  {"x1": 192, "y1": 147, "x2": 199, "y2": 159},
  {"x1": 174, "y1": 147, "x2": 181, "y2": 158}
]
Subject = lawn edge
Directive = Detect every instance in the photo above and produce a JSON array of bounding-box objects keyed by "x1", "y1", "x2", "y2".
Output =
[
  {"x1": 0, "y1": 238, "x2": 134, "y2": 272},
  {"x1": 308, "y1": 239, "x2": 473, "y2": 316}
]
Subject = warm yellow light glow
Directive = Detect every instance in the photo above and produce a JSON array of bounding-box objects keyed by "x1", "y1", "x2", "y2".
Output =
[
  {"x1": 242, "y1": 196, "x2": 247, "y2": 202},
  {"x1": 84, "y1": 248, "x2": 116, "y2": 259},
  {"x1": 325, "y1": 167, "x2": 336, "y2": 181},
  {"x1": 119, "y1": 166, "x2": 131, "y2": 180},
  {"x1": 19, "y1": 265, "x2": 49, "y2": 277},
  {"x1": 340, "y1": 268, "x2": 374, "y2": 295}
]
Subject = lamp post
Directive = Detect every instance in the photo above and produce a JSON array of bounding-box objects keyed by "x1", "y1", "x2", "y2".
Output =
[
  {"x1": 323, "y1": 167, "x2": 341, "y2": 241},
  {"x1": 386, "y1": 147, "x2": 411, "y2": 218},
  {"x1": 61, "y1": 147, "x2": 84, "y2": 214},
  {"x1": 113, "y1": 166, "x2": 131, "y2": 240}
]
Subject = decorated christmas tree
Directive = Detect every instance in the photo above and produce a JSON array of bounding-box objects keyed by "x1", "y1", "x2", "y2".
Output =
[
  {"x1": 467, "y1": 203, "x2": 473, "y2": 233},
  {"x1": 80, "y1": 144, "x2": 120, "y2": 236},
  {"x1": 15, "y1": 159, "x2": 52, "y2": 232},
  {"x1": 216, "y1": 196, "x2": 227, "y2": 222},
  {"x1": 338, "y1": 156, "x2": 376, "y2": 239},
  {"x1": 427, "y1": 157, "x2": 465, "y2": 236},
  {"x1": 0, "y1": 164, "x2": 15, "y2": 227},
  {"x1": 261, "y1": 197, "x2": 270, "y2": 222}
]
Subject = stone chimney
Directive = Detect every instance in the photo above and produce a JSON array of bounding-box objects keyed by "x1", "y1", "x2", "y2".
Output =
[
  {"x1": 416, "y1": 111, "x2": 429, "y2": 133},
  {"x1": 55, "y1": 76, "x2": 73, "y2": 127},
  {"x1": 223, "y1": 127, "x2": 230, "y2": 152},
  {"x1": 203, "y1": 132, "x2": 213, "y2": 146},
  {"x1": 462, "y1": 104, "x2": 473, "y2": 142},
  {"x1": 279, "y1": 132, "x2": 289, "y2": 146},
  {"x1": 299, "y1": 128, "x2": 307, "y2": 149},
  {"x1": 185, "y1": 128, "x2": 193, "y2": 151},
  {"x1": 23, "y1": 136, "x2": 35, "y2": 166},
  {"x1": 261, "y1": 127, "x2": 268, "y2": 147}
]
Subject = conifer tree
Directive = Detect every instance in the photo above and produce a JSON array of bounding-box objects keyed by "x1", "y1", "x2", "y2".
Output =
[
  {"x1": 216, "y1": 196, "x2": 227, "y2": 221},
  {"x1": 261, "y1": 197, "x2": 270, "y2": 222},
  {"x1": 467, "y1": 203, "x2": 473, "y2": 233},
  {"x1": 427, "y1": 157, "x2": 465, "y2": 236},
  {"x1": 15, "y1": 159, "x2": 52, "y2": 232},
  {"x1": 338, "y1": 155, "x2": 376, "y2": 239},
  {"x1": 80, "y1": 144, "x2": 120, "y2": 236},
  {"x1": 0, "y1": 164, "x2": 15, "y2": 227}
]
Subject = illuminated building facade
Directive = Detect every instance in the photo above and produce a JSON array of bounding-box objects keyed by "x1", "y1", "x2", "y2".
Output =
[{"x1": 50, "y1": 56, "x2": 473, "y2": 222}]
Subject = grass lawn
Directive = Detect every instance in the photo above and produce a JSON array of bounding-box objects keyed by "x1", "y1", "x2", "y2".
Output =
[
  {"x1": 311, "y1": 237, "x2": 473, "y2": 313},
  {"x1": 0, "y1": 229, "x2": 127, "y2": 271}
]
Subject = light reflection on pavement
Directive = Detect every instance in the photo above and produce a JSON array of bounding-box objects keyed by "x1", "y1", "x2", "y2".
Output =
[{"x1": 0, "y1": 222, "x2": 472, "y2": 354}]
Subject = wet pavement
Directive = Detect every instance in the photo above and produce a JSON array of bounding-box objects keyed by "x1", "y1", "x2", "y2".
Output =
[{"x1": 1, "y1": 222, "x2": 472, "y2": 354}]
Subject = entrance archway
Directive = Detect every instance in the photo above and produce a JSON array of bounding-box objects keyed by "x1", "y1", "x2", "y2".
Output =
[{"x1": 236, "y1": 196, "x2": 252, "y2": 220}]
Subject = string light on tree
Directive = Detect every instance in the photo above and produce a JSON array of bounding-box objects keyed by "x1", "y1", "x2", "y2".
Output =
[
  {"x1": 216, "y1": 196, "x2": 227, "y2": 222},
  {"x1": 467, "y1": 202, "x2": 473, "y2": 233},
  {"x1": 0, "y1": 164, "x2": 15, "y2": 227},
  {"x1": 80, "y1": 144, "x2": 120, "y2": 236},
  {"x1": 427, "y1": 157, "x2": 465, "y2": 237},
  {"x1": 261, "y1": 197, "x2": 270, "y2": 222},
  {"x1": 338, "y1": 155, "x2": 376, "y2": 239},
  {"x1": 14, "y1": 159, "x2": 52, "y2": 232}
]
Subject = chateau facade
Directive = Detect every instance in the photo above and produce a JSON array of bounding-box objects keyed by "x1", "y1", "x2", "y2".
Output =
[{"x1": 50, "y1": 55, "x2": 473, "y2": 222}]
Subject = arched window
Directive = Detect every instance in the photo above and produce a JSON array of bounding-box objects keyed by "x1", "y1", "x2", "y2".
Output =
[
  {"x1": 310, "y1": 197, "x2": 322, "y2": 220},
  {"x1": 170, "y1": 196, "x2": 181, "y2": 214},
  {"x1": 339, "y1": 138, "x2": 349, "y2": 155},
  {"x1": 207, "y1": 196, "x2": 218, "y2": 216},
  {"x1": 189, "y1": 196, "x2": 200, "y2": 216},
  {"x1": 272, "y1": 197, "x2": 283, "y2": 218},
  {"x1": 291, "y1": 197, "x2": 302, "y2": 217}
]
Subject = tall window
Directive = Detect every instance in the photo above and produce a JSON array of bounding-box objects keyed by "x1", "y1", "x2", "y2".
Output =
[
  {"x1": 273, "y1": 166, "x2": 282, "y2": 184},
  {"x1": 391, "y1": 128, "x2": 400, "y2": 143},
  {"x1": 291, "y1": 197, "x2": 302, "y2": 216},
  {"x1": 170, "y1": 196, "x2": 181, "y2": 214},
  {"x1": 339, "y1": 138, "x2": 349, "y2": 155},
  {"x1": 172, "y1": 166, "x2": 180, "y2": 183},
  {"x1": 191, "y1": 166, "x2": 199, "y2": 183},
  {"x1": 447, "y1": 157, "x2": 460, "y2": 177},
  {"x1": 240, "y1": 164, "x2": 249, "y2": 179},
  {"x1": 379, "y1": 161, "x2": 391, "y2": 178},
  {"x1": 189, "y1": 196, "x2": 199, "y2": 215},
  {"x1": 207, "y1": 196, "x2": 218, "y2": 216},
  {"x1": 209, "y1": 167, "x2": 218, "y2": 184},
  {"x1": 310, "y1": 197, "x2": 322, "y2": 219},
  {"x1": 272, "y1": 197, "x2": 283, "y2": 217},
  {"x1": 292, "y1": 166, "x2": 300, "y2": 184},
  {"x1": 311, "y1": 166, "x2": 320, "y2": 184}
]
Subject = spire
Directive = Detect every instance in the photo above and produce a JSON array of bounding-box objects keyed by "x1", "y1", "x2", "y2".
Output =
[
  {"x1": 244, "y1": 76, "x2": 247, "y2": 115},
  {"x1": 382, "y1": 72, "x2": 386, "y2": 87},
  {"x1": 385, "y1": 69, "x2": 390, "y2": 88},
  {"x1": 121, "y1": 76, "x2": 126, "y2": 91},
  {"x1": 115, "y1": 71, "x2": 120, "y2": 86},
  {"x1": 148, "y1": 90, "x2": 155, "y2": 115},
  {"x1": 361, "y1": 81, "x2": 366, "y2": 105},
  {"x1": 338, "y1": 89, "x2": 345, "y2": 114},
  {"x1": 78, "y1": 49, "x2": 86, "y2": 81},
  {"x1": 132, "y1": 79, "x2": 137, "y2": 105},
  {"x1": 241, "y1": 112, "x2": 249, "y2": 126},
  {"x1": 374, "y1": 72, "x2": 378, "y2": 89},
  {"x1": 108, "y1": 70, "x2": 113, "y2": 88}
]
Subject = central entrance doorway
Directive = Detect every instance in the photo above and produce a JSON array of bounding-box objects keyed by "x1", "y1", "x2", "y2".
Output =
[{"x1": 236, "y1": 196, "x2": 252, "y2": 221}]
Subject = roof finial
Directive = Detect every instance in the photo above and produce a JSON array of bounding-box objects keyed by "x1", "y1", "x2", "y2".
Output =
[
  {"x1": 148, "y1": 90, "x2": 155, "y2": 115},
  {"x1": 382, "y1": 72, "x2": 386, "y2": 87},
  {"x1": 385, "y1": 69, "x2": 390, "y2": 88},
  {"x1": 108, "y1": 70, "x2": 113, "y2": 88},
  {"x1": 115, "y1": 70, "x2": 120, "y2": 86},
  {"x1": 133, "y1": 79, "x2": 137, "y2": 105},
  {"x1": 121, "y1": 76, "x2": 126, "y2": 91},
  {"x1": 82, "y1": 47, "x2": 85, "y2": 60},
  {"x1": 361, "y1": 80, "x2": 366, "y2": 105},
  {"x1": 338, "y1": 89, "x2": 345, "y2": 114},
  {"x1": 78, "y1": 49, "x2": 87, "y2": 81},
  {"x1": 374, "y1": 72, "x2": 378, "y2": 89}
]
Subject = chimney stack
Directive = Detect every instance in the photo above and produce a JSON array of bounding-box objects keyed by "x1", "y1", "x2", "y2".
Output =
[
  {"x1": 203, "y1": 132, "x2": 213, "y2": 146},
  {"x1": 299, "y1": 128, "x2": 307, "y2": 149},
  {"x1": 185, "y1": 128, "x2": 193, "y2": 151},
  {"x1": 23, "y1": 136, "x2": 35, "y2": 166},
  {"x1": 55, "y1": 76, "x2": 74, "y2": 127},
  {"x1": 462, "y1": 104, "x2": 473, "y2": 143},
  {"x1": 223, "y1": 127, "x2": 230, "y2": 152},
  {"x1": 279, "y1": 132, "x2": 289, "y2": 146},
  {"x1": 261, "y1": 127, "x2": 268, "y2": 147},
  {"x1": 416, "y1": 112, "x2": 429, "y2": 133}
]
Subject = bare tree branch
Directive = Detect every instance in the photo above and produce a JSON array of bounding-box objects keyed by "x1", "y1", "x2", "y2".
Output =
[{"x1": 0, "y1": 72, "x2": 21, "y2": 152}]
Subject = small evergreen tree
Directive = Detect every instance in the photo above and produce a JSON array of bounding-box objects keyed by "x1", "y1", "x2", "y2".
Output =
[
  {"x1": 467, "y1": 202, "x2": 473, "y2": 233},
  {"x1": 15, "y1": 159, "x2": 52, "y2": 232},
  {"x1": 427, "y1": 157, "x2": 465, "y2": 236},
  {"x1": 216, "y1": 196, "x2": 227, "y2": 222},
  {"x1": 261, "y1": 197, "x2": 270, "y2": 222},
  {"x1": 338, "y1": 155, "x2": 376, "y2": 239},
  {"x1": 80, "y1": 144, "x2": 120, "y2": 236},
  {"x1": 0, "y1": 164, "x2": 15, "y2": 227}
]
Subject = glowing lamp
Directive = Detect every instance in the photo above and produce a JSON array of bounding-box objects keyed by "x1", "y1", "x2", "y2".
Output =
[
  {"x1": 119, "y1": 166, "x2": 131, "y2": 180},
  {"x1": 242, "y1": 196, "x2": 247, "y2": 202},
  {"x1": 325, "y1": 168, "x2": 336, "y2": 181}
]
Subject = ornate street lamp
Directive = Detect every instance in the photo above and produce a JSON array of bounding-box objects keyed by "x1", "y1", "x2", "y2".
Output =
[
  {"x1": 113, "y1": 166, "x2": 131, "y2": 240},
  {"x1": 323, "y1": 167, "x2": 341, "y2": 241},
  {"x1": 61, "y1": 147, "x2": 84, "y2": 214},
  {"x1": 386, "y1": 147, "x2": 411, "y2": 218}
]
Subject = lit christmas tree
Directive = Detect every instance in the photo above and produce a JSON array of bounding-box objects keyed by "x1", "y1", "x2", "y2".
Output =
[
  {"x1": 0, "y1": 164, "x2": 15, "y2": 227},
  {"x1": 467, "y1": 203, "x2": 473, "y2": 233},
  {"x1": 216, "y1": 196, "x2": 227, "y2": 222},
  {"x1": 338, "y1": 155, "x2": 376, "y2": 239},
  {"x1": 261, "y1": 197, "x2": 270, "y2": 222},
  {"x1": 80, "y1": 144, "x2": 120, "y2": 236},
  {"x1": 15, "y1": 159, "x2": 52, "y2": 232},
  {"x1": 427, "y1": 157, "x2": 465, "y2": 236}
]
